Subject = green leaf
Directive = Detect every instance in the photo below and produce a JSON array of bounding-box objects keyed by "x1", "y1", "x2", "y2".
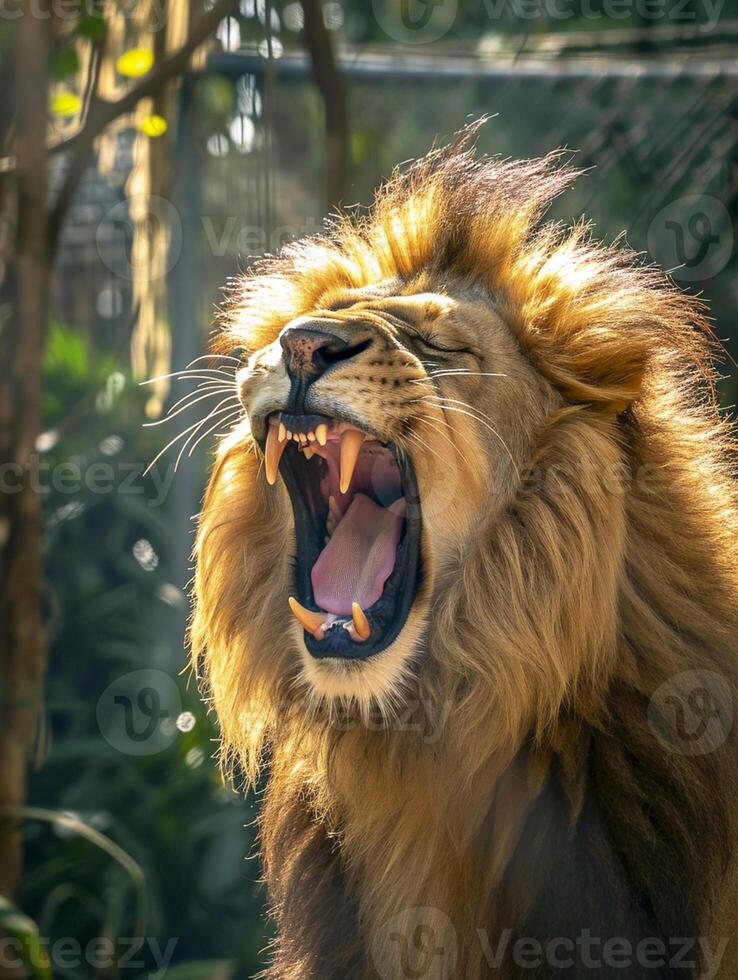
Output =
[
  {"x1": 0, "y1": 897, "x2": 52, "y2": 980},
  {"x1": 51, "y1": 47, "x2": 80, "y2": 81},
  {"x1": 77, "y1": 13, "x2": 105, "y2": 39},
  {"x1": 161, "y1": 961, "x2": 235, "y2": 980}
]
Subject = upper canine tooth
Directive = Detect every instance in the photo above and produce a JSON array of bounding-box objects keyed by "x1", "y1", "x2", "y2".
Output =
[
  {"x1": 265, "y1": 423, "x2": 287, "y2": 485},
  {"x1": 288, "y1": 596, "x2": 327, "y2": 638},
  {"x1": 339, "y1": 428, "x2": 364, "y2": 494},
  {"x1": 315, "y1": 423, "x2": 328, "y2": 446}
]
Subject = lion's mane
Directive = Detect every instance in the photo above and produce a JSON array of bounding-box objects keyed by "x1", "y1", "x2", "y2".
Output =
[{"x1": 191, "y1": 127, "x2": 738, "y2": 979}]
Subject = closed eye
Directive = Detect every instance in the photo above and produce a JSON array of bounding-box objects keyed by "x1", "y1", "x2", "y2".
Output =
[{"x1": 405, "y1": 329, "x2": 477, "y2": 357}]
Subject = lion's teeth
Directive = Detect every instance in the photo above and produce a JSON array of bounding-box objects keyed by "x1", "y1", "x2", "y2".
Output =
[
  {"x1": 298, "y1": 433, "x2": 307, "y2": 444},
  {"x1": 307, "y1": 430, "x2": 316, "y2": 442},
  {"x1": 351, "y1": 601, "x2": 371, "y2": 641},
  {"x1": 265, "y1": 423, "x2": 287, "y2": 485},
  {"x1": 288, "y1": 596, "x2": 327, "y2": 639},
  {"x1": 278, "y1": 421, "x2": 286, "y2": 443},
  {"x1": 293, "y1": 432, "x2": 301, "y2": 441},
  {"x1": 303, "y1": 447, "x2": 314, "y2": 460},
  {"x1": 315, "y1": 423, "x2": 328, "y2": 446},
  {"x1": 285, "y1": 429, "x2": 293, "y2": 440},
  {"x1": 339, "y1": 428, "x2": 364, "y2": 494}
]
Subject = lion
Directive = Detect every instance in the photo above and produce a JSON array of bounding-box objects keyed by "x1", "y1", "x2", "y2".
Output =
[{"x1": 190, "y1": 125, "x2": 738, "y2": 979}]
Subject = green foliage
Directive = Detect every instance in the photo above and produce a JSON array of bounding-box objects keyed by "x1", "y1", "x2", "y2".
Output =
[
  {"x1": 23, "y1": 326, "x2": 267, "y2": 979},
  {"x1": 0, "y1": 897, "x2": 52, "y2": 980}
]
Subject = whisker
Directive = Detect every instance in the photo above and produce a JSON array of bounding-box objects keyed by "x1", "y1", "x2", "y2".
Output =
[
  {"x1": 413, "y1": 371, "x2": 508, "y2": 382},
  {"x1": 173, "y1": 397, "x2": 242, "y2": 471},
  {"x1": 414, "y1": 413, "x2": 476, "y2": 470},
  {"x1": 402, "y1": 429, "x2": 451, "y2": 470},
  {"x1": 140, "y1": 367, "x2": 236, "y2": 386},
  {"x1": 187, "y1": 408, "x2": 243, "y2": 457},
  {"x1": 158, "y1": 382, "x2": 236, "y2": 419},
  {"x1": 143, "y1": 387, "x2": 237, "y2": 427},
  {"x1": 424, "y1": 394, "x2": 504, "y2": 429},
  {"x1": 420, "y1": 397, "x2": 519, "y2": 479},
  {"x1": 143, "y1": 396, "x2": 239, "y2": 476},
  {"x1": 185, "y1": 353, "x2": 244, "y2": 367}
]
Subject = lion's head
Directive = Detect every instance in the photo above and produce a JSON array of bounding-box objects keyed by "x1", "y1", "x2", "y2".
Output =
[{"x1": 191, "y1": 126, "x2": 737, "y2": 797}]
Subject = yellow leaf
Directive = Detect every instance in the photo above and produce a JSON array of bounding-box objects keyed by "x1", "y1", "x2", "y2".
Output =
[
  {"x1": 117, "y1": 48, "x2": 154, "y2": 78},
  {"x1": 50, "y1": 91, "x2": 82, "y2": 117},
  {"x1": 137, "y1": 114, "x2": 168, "y2": 138}
]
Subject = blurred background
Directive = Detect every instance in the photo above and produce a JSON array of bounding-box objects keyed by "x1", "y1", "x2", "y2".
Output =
[{"x1": 1, "y1": 0, "x2": 737, "y2": 976}]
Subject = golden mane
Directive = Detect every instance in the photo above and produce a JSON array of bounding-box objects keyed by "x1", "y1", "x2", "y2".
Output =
[{"x1": 192, "y1": 125, "x2": 738, "y2": 978}]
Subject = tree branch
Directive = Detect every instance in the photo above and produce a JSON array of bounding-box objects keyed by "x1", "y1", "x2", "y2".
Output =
[{"x1": 48, "y1": 0, "x2": 238, "y2": 251}]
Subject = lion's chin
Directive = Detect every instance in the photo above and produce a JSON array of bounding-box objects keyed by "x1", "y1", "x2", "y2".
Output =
[{"x1": 293, "y1": 600, "x2": 429, "y2": 709}]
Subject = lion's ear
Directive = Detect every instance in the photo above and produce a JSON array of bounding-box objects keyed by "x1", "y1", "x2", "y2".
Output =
[
  {"x1": 503, "y1": 236, "x2": 667, "y2": 416},
  {"x1": 529, "y1": 324, "x2": 649, "y2": 416}
]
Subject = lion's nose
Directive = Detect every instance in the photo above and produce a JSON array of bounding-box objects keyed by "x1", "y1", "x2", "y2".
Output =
[{"x1": 279, "y1": 324, "x2": 370, "y2": 381}]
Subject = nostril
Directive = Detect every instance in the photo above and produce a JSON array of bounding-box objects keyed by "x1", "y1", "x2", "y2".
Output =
[
  {"x1": 279, "y1": 325, "x2": 372, "y2": 381},
  {"x1": 316, "y1": 338, "x2": 372, "y2": 368}
]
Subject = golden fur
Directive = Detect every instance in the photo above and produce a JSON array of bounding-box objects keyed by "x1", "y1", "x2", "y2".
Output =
[{"x1": 190, "y1": 125, "x2": 738, "y2": 978}]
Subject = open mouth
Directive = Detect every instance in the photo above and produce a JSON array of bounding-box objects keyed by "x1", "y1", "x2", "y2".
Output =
[{"x1": 262, "y1": 412, "x2": 421, "y2": 660}]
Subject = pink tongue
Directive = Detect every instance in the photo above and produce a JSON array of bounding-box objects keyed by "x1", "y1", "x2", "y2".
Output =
[{"x1": 311, "y1": 493, "x2": 405, "y2": 616}]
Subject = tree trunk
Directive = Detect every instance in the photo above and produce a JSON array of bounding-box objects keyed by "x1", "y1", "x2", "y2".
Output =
[
  {"x1": 301, "y1": 0, "x2": 350, "y2": 210},
  {"x1": 0, "y1": 1, "x2": 51, "y2": 900}
]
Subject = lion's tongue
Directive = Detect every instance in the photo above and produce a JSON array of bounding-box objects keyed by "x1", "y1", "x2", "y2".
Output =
[{"x1": 311, "y1": 493, "x2": 405, "y2": 616}]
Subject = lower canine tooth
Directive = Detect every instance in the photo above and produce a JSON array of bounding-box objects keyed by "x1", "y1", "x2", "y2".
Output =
[
  {"x1": 288, "y1": 597, "x2": 327, "y2": 638},
  {"x1": 339, "y1": 429, "x2": 364, "y2": 494},
  {"x1": 303, "y1": 447, "x2": 314, "y2": 460},
  {"x1": 351, "y1": 601, "x2": 371, "y2": 640}
]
